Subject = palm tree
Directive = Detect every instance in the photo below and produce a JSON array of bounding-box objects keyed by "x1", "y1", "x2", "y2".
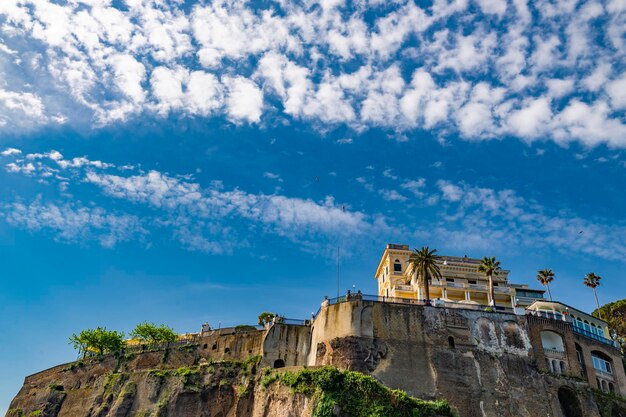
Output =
[
  {"x1": 536, "y1": 269, "x2": 555, "y2": 301},
  {"x1": 478, "y1": 257, "x2": 501, "y2": 308},
  {"x1": 584, "y1": 272, "x2": 602, "y2": 312},
  {"x1": 407, "y1": 247, "x2": 442, "y2": 304}
]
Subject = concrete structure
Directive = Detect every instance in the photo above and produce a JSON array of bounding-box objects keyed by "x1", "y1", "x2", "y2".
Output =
[{"x1": 374, "y1": 244, "x2": 545, "y2": 308}]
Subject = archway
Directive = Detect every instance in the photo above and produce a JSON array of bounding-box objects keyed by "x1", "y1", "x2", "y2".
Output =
[
  {"x1": 273, "y1": 359, "x2": 285, "y2": 369},
  {"x1": 558, "y1": 386, "x2": 583, "y2": 417}
]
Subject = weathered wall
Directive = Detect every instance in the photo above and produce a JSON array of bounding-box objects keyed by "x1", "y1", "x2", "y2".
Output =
[
  {"x1": 8, "y1": 300, "x2": 626, "y2": 417},
  {"x1": 261, "y1": 323, "x2": 311, "y2": 368},
  {"x1": 306, "y1": 300, "x2": 622, "y2": 417},
  {"x1": 197, "y1": 330, "x2": 264, "y2": 362},
  {"x1": 7, "y1": 350, "x2": 314, "y2": 417}
]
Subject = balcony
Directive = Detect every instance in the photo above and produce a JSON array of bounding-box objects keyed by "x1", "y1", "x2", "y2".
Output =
[
  {"x1": 572, "y1": 326, "x2": 620, "y2": 348},
  {"x1": 394, "y1": 284, "x2": 413, "y2": 292},
  {"x1": 493, "y1": 287, "x2": 511, "y2": 294},
  {"x1": 544, "y1": 349, "x2": 566, "y2": 359}
]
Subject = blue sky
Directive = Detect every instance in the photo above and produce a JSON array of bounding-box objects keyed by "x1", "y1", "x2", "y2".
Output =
[{"x1": 1, "y1": 0, "x2": 625, "y2": 413}]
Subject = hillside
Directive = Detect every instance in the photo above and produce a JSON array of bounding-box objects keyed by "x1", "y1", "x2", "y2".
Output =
[{"x1": 5, "y1": 348, "x2": 453, "y2": 417}]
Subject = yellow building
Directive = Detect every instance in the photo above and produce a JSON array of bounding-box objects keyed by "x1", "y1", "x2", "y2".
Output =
[{"x1": 374, "y1": 243, "x2": 545, "y2": 308}]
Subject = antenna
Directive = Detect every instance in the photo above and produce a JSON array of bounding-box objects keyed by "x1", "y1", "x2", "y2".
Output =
[
  {"x1": 336, "y1": 205, "x2": 346, "y2": 298},
  {"x1": 336, "y1": 245, "x2": 340, "y2": 298}
]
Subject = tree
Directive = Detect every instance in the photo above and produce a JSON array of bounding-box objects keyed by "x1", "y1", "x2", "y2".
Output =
[
  {"x1": 478, "y1": 257, "x2": 502, "y2": 309},
  {"x1": 130, "y1": 322, "x2": 177, "y2": 345},
  {"x1": 406, "y1": 246, "x2": 442, "y2": 304},
  {"x1": 69, "y1": 327, "x2": 125, "y2": 356},
  {"x1": 593, "y1": 299, "x2": 626, "y2": 353},
  {"x1": 258, "y1": 312, "x2": 277, "y2": 326},
  {"x1": 536, "y1": 269, "x2": 555, "y2": 301},
  {"x1": 584, "y1": 272, "x2": 602, "y2": 312}
]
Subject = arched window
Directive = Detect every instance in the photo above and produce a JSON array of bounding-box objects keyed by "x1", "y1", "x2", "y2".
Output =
[
  {"x1": 560, "y1": 361, "x2": 566, "y2": 374},
  {"x1": 393, "y1": 259, "x2": 402, "y2": 272},
  {"x1": 273, "y1": 359, "x2": 285, "y2": 369},
  {"x1": 541, "y1": 330, "x2": 565, "y2": 352},
  {"x1": 448, "y1": 336, "x2": 455, "y2": 349},
  {"x1": 602, "y1": 380, "x2": 609, "y2": 393},
  {"x1": 212, "y1": 344, "x2": 217, "y2": 350},
  {"x1": 609, "y1": 383, "x2": 615, "y2": 393}
]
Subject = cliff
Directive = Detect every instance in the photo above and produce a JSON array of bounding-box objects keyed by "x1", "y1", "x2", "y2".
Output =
[
  {"x1": 7, "y1": 298, "x2": 626, "y2": 417},
  {"x1": 5, "y1": 348, "x2": 452, "y2": 417}
]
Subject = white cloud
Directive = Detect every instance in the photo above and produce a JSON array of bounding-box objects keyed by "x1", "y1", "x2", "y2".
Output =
[
  {"x1": 224, "y1": 76, "x2": 263, "y2": 123},
  {"x1": 1, "y1": 148, "x2": 21, "y2": 156},
  {"x1": 0, "y1": 0, "x2": 624, "y2": 147},
  {"x1": 507, "y1": 97, "x2": 552, "y2": 139},
  {"x1": 606, "y1": 73, "x2": 626, "y2": 109},
  {"x1": 379, "y1": 189, "x2": 408, "y2": 201},
  {"x1": 475, "y1": 0, "x2": 508, "y2": 16},
  {"x1": 401, "y1": 178, "x2": 426, "y2": 197},
  {"x1": 423, "y1": 180, "x2": 626, "y2": 261},
  {"x1": 2, "y1": 198, "x2": 145, "y2": 248}
]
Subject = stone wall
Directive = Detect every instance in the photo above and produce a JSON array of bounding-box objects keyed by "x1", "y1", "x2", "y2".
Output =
[{"x1": 299, "y1": 299, "x2": 625, "y2": 417}]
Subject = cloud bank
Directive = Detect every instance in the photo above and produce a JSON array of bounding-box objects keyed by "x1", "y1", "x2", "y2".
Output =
[{"x1": 0, "y1": 0, "x2": 624, "y2": 146}]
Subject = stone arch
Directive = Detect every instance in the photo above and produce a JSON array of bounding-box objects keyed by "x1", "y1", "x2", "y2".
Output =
[
  {"x1": 273, "y1": 359, "x2": 285, "y2": 369},
  {"x1": 360, "y1": 305, "x2": 373, "y2": 338},
  {"x1": 558, "y1": 386, "x2": 583, "y2": 417},
  {"x1": 541, "y1": 330, "x2": 565, "y2": 352}
]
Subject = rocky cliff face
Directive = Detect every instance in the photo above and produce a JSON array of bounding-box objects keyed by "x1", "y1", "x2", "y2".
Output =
[
  {"x1": 5, "y1": 348, "x2": 451, "y2": 417},
  {"x1": 6, "y1": 350, "x2": 311, "y2": 417}
]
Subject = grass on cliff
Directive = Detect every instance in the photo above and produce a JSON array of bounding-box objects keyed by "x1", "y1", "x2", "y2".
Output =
[{"x1": 262, "y1": 366, "x2": 454, "y2": 417}]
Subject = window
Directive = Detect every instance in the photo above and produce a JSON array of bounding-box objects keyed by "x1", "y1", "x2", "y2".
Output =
[
  {"x1": 393, "y1": 260, "x2": 402, "y2": 272},
  {"x1": 448, "y1": 336, "x2": 455, "y2": 349},
  {"x1": 468, "y1": 280, "x2": 477, "y2": 284},
  {"x1": 493, "y1": 282, "x2": 499, "y2": 286},
  {"x1": 446, "y1": 278, "x2": 455, "y2": 282},
  {"x1": 591, "y1": 353, "x2": 612, "y2": 374}
]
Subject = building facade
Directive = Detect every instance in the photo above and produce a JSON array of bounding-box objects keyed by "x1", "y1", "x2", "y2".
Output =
[{"x1": 374, "y1": 243, "x2": 545, "y2": 308}]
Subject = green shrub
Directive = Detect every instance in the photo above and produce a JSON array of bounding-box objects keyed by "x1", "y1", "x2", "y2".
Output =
[{"x1": 264, "y1": 366, "x2": 454, "y2": 417}]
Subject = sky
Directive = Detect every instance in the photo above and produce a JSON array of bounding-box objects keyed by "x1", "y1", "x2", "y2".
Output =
[{"x1": 0, "y1": 0, "x2": 625, "y2": 413}]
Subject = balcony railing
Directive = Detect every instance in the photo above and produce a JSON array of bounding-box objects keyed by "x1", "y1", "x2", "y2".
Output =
[
  {"x1": 572, "y1": 326, "x2": 620, "y2": 348},
  {"x1": 544, "y1": 349, "x2": 566, "y2": 359}
]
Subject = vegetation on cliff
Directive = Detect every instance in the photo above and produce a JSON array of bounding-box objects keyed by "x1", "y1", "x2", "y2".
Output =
[
  {"x1": 593, "y1": 299, "x2": 626, "y2": 352},
  {"x1": 262, "y1": 366, "x2": 454, "y2": 417}
]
